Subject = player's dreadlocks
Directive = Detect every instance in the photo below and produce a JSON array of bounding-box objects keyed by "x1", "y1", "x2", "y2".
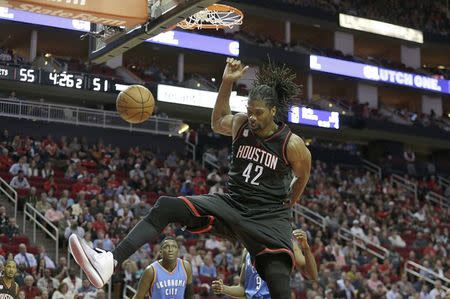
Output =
[{"x1": 249, "y1": 60, "x2": 300, "y2": 121}]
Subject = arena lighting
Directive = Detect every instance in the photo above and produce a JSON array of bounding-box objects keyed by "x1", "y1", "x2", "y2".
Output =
[
  {"x1": 178, "y1": 123, "x2": 190, "y2": 134},
  {"x1": 157, "y1": 84, "x2": 340, "y2": 129},
  {"x1": 157, "y1": 84, "x2": 248, "y2": 113},
  {"x1": 339, "y1": 13, "x2": 423, "y2": 43},
  {"x1": 0, "y1": 7, "x2": 239, "y2": 56},
  {"x1": 310, "y1": 55, "x2": 450, "y2": 95}
]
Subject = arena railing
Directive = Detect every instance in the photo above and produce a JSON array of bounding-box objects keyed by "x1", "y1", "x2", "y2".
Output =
[
  {"x1": 23, "y1": 202, "x2": 59, "y2": 261},
  {"x1": 0, "y1": 175, "x2": 18, "y2": 219},
  {"x1": 362, "y1": 159, "x2": 382, "y2": 178},
  {"x1": 186, "y1": 140, "x2": 196, "y2": 161},
  {"x1": 391, "y1": 174, "x2": 418, "y2": 200},
  {"x1": 0, "y1": 98, "x2": 183, "y2": 136},
  {"x1": 202, "y1": 152, "x2": 219, "y2": 169},
  {"x1": 405, "y1": 261, "x2": 450, "y2": 291},
  {"x1": 438, "y1": 176, "x2": 450, "y2": 190},
  {"x1": 425, "y1": 191, "x2": 449, "y2": 208},
  {"x1": 293, "y1": 204, "x2": 390, "y2": 260}
]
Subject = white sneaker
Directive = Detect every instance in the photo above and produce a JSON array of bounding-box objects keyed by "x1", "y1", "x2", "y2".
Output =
[{"x1": 69, "y1": 234, "x2": 114, "y2": 288}]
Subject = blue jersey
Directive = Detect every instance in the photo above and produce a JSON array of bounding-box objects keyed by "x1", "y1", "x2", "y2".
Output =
[
  {"x1": 244, "y1": 253, "x2": 270, "y2": 299},
  {"x1": 150, "y1": 258, "x2": 187, "y2": 299}
]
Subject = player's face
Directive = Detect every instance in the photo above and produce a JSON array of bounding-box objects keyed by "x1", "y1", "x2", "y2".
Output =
[
  {"x1": 247, "y1": 99, "x2": 276, "y2": 133},
  {"x1": 160, "y1": 240, "x2": 179, "y2": 262},
  {"x1": 4, "y1": 261, "x2": 17, "y2": 278}
]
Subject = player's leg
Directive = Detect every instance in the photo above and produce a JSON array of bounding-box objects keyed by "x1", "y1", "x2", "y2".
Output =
[
  {"x1": 69, "y1": 195, "x2": 204, "y2": 288},
  {"x1": 255, "y1": 253, "x2": 292, "y2": 299}
]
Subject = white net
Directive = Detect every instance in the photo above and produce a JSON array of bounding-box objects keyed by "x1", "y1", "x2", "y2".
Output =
[{"x1": 177, "y1": 5, "x2": 243, "y2": 29}]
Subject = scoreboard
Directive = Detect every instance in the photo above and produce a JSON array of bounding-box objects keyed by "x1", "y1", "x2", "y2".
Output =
[{"x1": 0, "y1": 64, "x2": 120, "y2": 93}]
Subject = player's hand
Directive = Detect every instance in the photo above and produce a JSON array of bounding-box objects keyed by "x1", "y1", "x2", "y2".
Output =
[
  {"x1": 222, "y1": 58, "x2": 249, "y2": 83},
  {"x1": 293, "y1": 229, "x2": 309, "y2": 248},
  {"x1": 212, "y1": 279, "x2": 224, "y2": 294}
]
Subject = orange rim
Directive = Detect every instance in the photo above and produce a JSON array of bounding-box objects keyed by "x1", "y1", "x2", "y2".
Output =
[{"x1": 177, "y1": 4, "x2": 244, "y2": 30}]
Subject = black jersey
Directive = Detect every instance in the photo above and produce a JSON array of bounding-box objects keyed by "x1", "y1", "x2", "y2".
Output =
[
  {"x1": 228, "y1": 122, "x2": 293, "y2": 205},
  {"x1": 0, "y1": 278, "x2": 17, "y2": 299}
]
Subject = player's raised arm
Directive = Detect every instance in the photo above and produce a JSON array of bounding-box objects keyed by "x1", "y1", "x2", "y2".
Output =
[
  {"x1": 211, "y1": 58, "x2": 249, "y2": 136},
  {"x1": 132, "y1": 265, "x2": 155, "y2": 299},
  {"x1": 286, "y1": 134, "x2": 311, "y2": 208}
]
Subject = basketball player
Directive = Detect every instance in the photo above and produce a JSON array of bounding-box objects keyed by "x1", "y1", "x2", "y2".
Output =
[
  {"x1": 211, "y1": 229, "x2": 317, "y2": 299},
  {"x1": 69, "y1": 58, "x2": 311, "y2": 299},
  {"x1": 132, "y1": 236, "x2": 193, "y2": 299},
  {"x1": 0, "y1": 260, "x2": 19, "y2": 299}
]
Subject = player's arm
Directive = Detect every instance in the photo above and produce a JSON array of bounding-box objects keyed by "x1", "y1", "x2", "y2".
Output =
[
  {"x1": 286, "y1": 134, "x2": 311, "y2": 208},
  {"x1": 132, "y1": 265, "x2": 155, "y2": 299},
  {"x1": 183, "y1": 260, "x2": 194, "y2": 299},
  {"x1": 293, "y1": 229, "x2": 318, "y2": 281},
  {"x1": 211, "y1": 58, "x2": 248, "y2": 136},
  {"x1": 212, "y1": 264, "x2": 246, "y2": 299}
]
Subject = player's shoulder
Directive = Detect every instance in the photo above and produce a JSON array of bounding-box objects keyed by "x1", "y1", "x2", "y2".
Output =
[
  {"x1": 144, "y1": 264, "x2": 156, "y2": 275},
  {"x1": 232, "y1": 113, "x2": 248, "y2": 127},
  {"x1": 286, "y1": 134, "x2": 310, "y2": 159},
  {"x1": 181, "y1": 259, "x2": 192, "y2": 272},
  {"x1": 287, "y1": 133, "x2": 306, "y2": 149}
]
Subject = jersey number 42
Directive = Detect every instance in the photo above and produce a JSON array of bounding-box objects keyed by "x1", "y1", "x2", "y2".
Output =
[{"x1": 242, "y1": 163, "x2": 264, "y2": 185}]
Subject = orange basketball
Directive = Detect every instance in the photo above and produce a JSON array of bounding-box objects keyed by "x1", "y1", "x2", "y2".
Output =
[{"x1": 116, "y1": 85, "x2": 155, "y2": 124}]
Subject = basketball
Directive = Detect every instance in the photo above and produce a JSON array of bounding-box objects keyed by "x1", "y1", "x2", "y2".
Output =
[{"x1": 116, "y1": 85, "x2": 155, "y2": 124}]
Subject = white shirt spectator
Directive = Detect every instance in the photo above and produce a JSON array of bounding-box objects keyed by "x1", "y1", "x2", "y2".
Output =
[
  {"x1": 350, "y1": 221, "x2": 366, "y2": 239},
  {"x1": 429, "y1": 287, "x2": 446, "y2": 299},
  {"x1": 62, "y1": 276, "x2": 82, "y2": 294},
  {"x1": 10, "y1": 175, "x2": 30, "y2": 189},
  {"x1": 388, "y1": 233, "x2": 406, "y2": 248},
  {"x1": 205, "y1": 237, "x2": 225, "y2": 251},
  {"x1": 9, "y1": 162, "x2": 30, "y2": 176},
  {"x1": 14, "y1": 252, "x2": 37, "y2": 268}
]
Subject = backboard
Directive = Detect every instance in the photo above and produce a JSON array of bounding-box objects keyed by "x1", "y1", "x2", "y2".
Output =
[{"x1": 88, "y1": 0, "x2": 218, "y2": 64}]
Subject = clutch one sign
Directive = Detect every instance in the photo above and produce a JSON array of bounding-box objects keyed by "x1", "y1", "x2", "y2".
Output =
[
  {"x1": 310, "y1": 55, "x2": 449, "y2": 94},
  {"x1": 0, "y1": 0, "x2": 148, "y2": 26}
]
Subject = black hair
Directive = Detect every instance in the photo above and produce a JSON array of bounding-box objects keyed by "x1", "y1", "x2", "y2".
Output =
[
  {"x1": 160, "y1": 235, "x2": 177, "y2": 246},
  {"x1": 249, "y1": 60, "x2": 301, "y2": 121}
]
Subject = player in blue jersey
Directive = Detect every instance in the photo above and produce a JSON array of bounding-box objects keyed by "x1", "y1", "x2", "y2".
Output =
[
  {"x1": 212, "y1": 229, "x2": 317, "y2": 299},
  {"x1": 132, "y1": 236, "x2": 193, "y2": 299}
]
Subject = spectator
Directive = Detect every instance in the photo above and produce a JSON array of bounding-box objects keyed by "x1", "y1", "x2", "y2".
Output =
[
  {"x1": 64, "y1": 220, "x2": 85, "y2": 239},
  {"x1": 61, "y1": 268, "x2": 82, "y2": 294},
  {"x1": 429, "y1": 280, "x2": 446, "y2": 299},
  {"x1": 350, "y1": 220, "x2": 366, "y2": 239},
  {"x1": 413, "y1": 231, "x2": 428, "y2": 250},
  {"x1": 9, "y1": 156, "x2": 30, "y2": 176},
  {"x1": 199, "y1": 255, "x2": 217, "y2": 278},
  {"x1": 2, "y1": 217, "x2": 20, "y2": 239},
  {"x1": 35, "y1": 245, "x2": 56, "y2": 270},
  {"x1": 51, "y1": 282, "x2": 73, "y2": 299},
  {"x1": 388, "y1": 230, "x2": 406, "y2": 248},
  {"x1": 20, "y1": 275, "x2": 41, "y2": 299},
  {"x1": 14, "y1": 244, "x2": 37, "y2": 270},
  {"x1": 41, "y1": 162, "x2": 54, "y2": 179},
  {"x1": 74, "y1": 279, "x2": 97, "y2": 299},
  {"x1": 35, "y1": 193, "x2": 51, "y2": 214},
  {"x1": 10, "y1": 170, "x2": 31, "y2": 189},
  {"x1": 45, "y1": 203, "x2": 65, "y2": 225},
  {"x1": 37, "y1": 268, "x2": 60, "y2": 293}
]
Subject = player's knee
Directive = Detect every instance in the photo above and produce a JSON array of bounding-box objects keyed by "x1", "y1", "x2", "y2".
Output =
[{"x1": 144, "y1": 196, "x2": 191, "y2": 226}]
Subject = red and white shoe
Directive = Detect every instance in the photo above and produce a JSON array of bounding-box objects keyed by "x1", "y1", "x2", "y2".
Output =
[{"x1": 69, "y1": 234, "x2": 114, "y2": 288}]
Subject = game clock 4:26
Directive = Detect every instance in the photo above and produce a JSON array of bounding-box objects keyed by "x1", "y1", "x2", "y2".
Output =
[{"x1": 0, "y1": 65, "x2": 116, "y2": 93}]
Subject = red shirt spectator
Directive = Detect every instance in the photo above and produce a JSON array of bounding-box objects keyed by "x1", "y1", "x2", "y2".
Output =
[
  {"x1": 43, "y1": 176, "x2": 59, "y2": 193},
  {"x1": 92, "y1": 214, "x2": 108, "y2": 234}
]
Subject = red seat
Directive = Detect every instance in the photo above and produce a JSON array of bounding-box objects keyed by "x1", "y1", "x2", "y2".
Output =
[{"x1": 11, "y1": 235, "x2": 29, "y2": 245}]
